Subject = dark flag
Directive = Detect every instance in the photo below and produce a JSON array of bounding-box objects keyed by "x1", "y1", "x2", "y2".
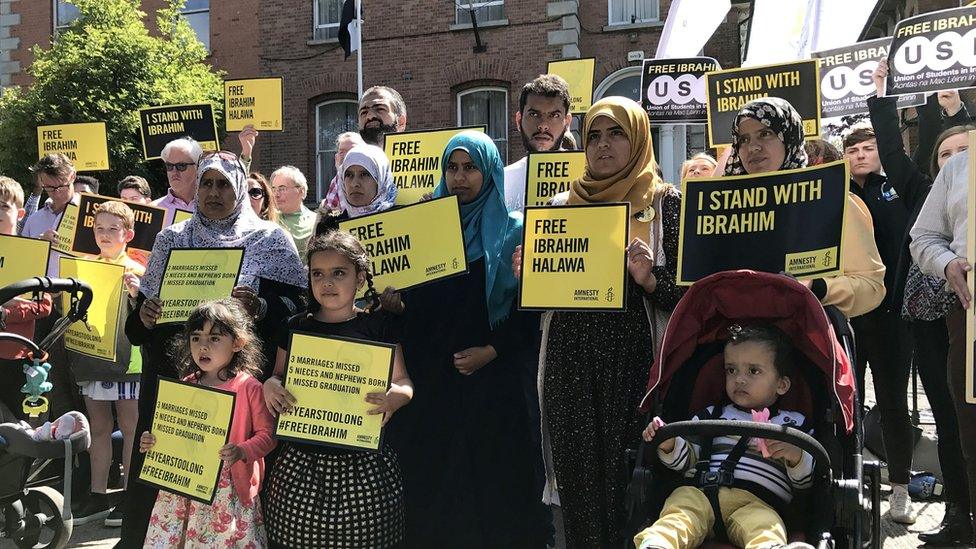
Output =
[{"x1": 338, "y1": 0, "x2": 359, "y2": 60}]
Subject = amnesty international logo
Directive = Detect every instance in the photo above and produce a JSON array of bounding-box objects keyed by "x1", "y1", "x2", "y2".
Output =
[{"x1": 605, "y1": 286, "x2": 615, "y2": 303}]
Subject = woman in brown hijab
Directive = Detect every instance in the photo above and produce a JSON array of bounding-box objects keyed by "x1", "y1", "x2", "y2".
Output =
[{"x1": 535, "y1": 96, "x2": 685, "y2": 547}]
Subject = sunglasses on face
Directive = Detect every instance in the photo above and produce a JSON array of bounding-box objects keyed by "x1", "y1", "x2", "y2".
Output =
[
  {"x1": 248, "y1": 188, "x2": 266, "y2": 199},
  {"x1": 164, "y1": 162, "x2": 195, "y2": 172}
]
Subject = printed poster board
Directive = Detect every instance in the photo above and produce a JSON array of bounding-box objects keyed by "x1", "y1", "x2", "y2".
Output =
[
  {"x1": 887, "y1": 6, "x2": 976, "y2": 96},
  {"x1": 547, "y1": 58, "x2": 596, "y2": 114},
  {"x1": 0, "y1": 235, "x2": 50, "y2": 288},
  {"x1": 58, "y1": 256, "x2": 124, "y2": 361},
  {"x1": 224, "y1": 77, "x2": 284, "y2": 132},
  {"x1": 52, "y1": 203, "x2": 80, "y2": 256},
  {"x1": 641, "y1": 57, "x2": 720, "y2": 124},
  {"x1": 71, "y1": 193, "x2": 167, "y2": 256},
  {"x1": 523, "y1": 151, "x2": 586, "y2": 207},
  {"x1": 36, "y1": 122, "x2": 110, "y2": 171},
  {"x1": 157, "y1": 248, "x2": 244, "y2": 324},
  {"x1": 138, "y1": 103, "x2": 219, "y2": 160},
  {"x1": 384, "y1": 126, "x2": 485, "y2": 205}
]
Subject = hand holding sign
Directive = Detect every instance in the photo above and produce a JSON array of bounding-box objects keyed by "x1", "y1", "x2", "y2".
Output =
[
  {"x1": 238, "y1": 124, "x2": 259, "y2": 158},
  {"x1": 872, "y1": 57, "x2": 888, "y2": 98},
  {"x1": 626, "y1": 238, "x2": 656, "y2": 294},
  {"x1": 139, "y1": 297, "x2": 163, "y2": 329},
  {"x1": 263, "y1": 375, "x2": 295, "y2": 415},
  {"x1": 218, "y1": 443, "x2": 246, "y2": 464}
]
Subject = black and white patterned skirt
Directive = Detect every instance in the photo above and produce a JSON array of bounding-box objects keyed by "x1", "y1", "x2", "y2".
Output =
[{"x1": 265, "y1": 444, "x2": 405, "y2": 548}]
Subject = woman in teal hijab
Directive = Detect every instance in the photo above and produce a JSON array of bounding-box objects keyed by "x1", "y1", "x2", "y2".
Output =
[{"x1": 396, "y1": 130, "x2": 546, "y2": 547}]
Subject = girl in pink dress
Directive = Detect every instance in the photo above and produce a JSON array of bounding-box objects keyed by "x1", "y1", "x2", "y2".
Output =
[{"x1": 140, "y1": 299, "x2": 276, "y2": 548}]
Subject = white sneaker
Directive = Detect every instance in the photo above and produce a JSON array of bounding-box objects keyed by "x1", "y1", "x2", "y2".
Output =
[{"x1": 888, "y1": 484, "x2": 917, "y2": 524}]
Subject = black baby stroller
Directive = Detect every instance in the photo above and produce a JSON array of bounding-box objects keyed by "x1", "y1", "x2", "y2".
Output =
[
  {"x1": 0, "y1": 277, "x2": 93, "y2": 548},
  {"x1": 626, "y1": 270, "x2": 882, "y2": 548}
]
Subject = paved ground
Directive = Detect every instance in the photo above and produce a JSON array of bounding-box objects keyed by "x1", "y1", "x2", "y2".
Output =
[{"x1": 2, "y1": 370, "x2": 958, "y2": 549}]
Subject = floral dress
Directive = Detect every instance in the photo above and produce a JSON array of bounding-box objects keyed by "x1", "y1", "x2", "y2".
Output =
[{"x1": 143, "y1": 465, "x2": 267, "y2": 548}]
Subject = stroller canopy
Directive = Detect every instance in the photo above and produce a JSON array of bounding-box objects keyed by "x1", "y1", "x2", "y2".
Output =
[{"x1": 639, "y1": 270, "x2": 855, "y2": 433}]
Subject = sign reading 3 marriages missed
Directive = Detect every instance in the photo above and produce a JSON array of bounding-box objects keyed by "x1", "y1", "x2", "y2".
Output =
[
  {"x1": 138, "y1": 104, "x2": 219, "y2": 160},
  {"x1": 886, "y1": 6, "x2": 976, "y2": 96},
  {"x1": 813, "y1": 38, "x2": 924, "y2": 117},
  {"x1": 677, "y1": 160, "x2": 849, "y2": 285},
  {"x1": 705, "y1": 59, "x2": 821, "y2": 148},
  {"x1": 519, "y1": 203, "x2": 629, "y2": 311},
  {"x1": 641, "y1": 57, "x2": 720, "y2": 124}
]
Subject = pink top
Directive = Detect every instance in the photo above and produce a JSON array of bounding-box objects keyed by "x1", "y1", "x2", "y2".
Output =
[
  {"x1": 152, "y1": 188, "x2": 196, "y2": 227},
  {"x1": 185, "y1": 371, "x2": 275, "y2": 506}
]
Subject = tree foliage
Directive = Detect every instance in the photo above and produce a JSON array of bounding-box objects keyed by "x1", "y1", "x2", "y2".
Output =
[{"x1": 0, "y1": 0, "x2": 224, "y2": 197}]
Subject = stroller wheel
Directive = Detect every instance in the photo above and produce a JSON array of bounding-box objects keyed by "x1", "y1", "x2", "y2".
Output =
[{"x1": 13, "y1": 486, "x2": 72, "y2": 549}]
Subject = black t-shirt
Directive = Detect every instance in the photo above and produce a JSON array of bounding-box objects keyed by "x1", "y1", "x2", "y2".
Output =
[{"x1": 275, "y1": 310, "x2": 401, "y2": 454}]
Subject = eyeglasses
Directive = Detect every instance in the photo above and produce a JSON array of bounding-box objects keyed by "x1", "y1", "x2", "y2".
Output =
[
  {"x1": 164, "y1": 162, "x2": 194, "y2": 172},
  {"x1": 247, "y1": 188, "x2": 266, "y2": 199},
  {"x1": 272, "y1": 185, "x2": 299, "y2": 194},
  {"x1": 42, "y1": 183, "x2": 71, "y2": 192}
]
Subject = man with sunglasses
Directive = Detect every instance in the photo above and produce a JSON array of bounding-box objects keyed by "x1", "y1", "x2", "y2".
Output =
[
  {"x1": 22, "y1": 153, "x2": 80, "y2": 278},
  {"x1": 153, "y1": 137, "x2": 202, "y2": 226}
]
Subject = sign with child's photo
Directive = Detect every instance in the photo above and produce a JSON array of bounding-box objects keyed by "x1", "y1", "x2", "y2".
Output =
[
  {"x1": 70, "y1": 193, "x2": 167, "y2": 257},
  {"x1": 156, "y1": 248, "x2": 244, "y2": 324},
  {"x1": 59, "y1": 256, "x2": 124, "y2": 361},
  {"x1": 338, "y1": 196, "x2": 468, "y2": 295},
  {"x1": 886, "y1": 6, "x2": 976, "y2": 96},
  {"x1": 519, "y1": 203, "x2": 629, "y2": 311},
  {"x1": 275, "y1": 333, "x2": 394, "y2": 452},
  {"x1": 677, "y1": 160, "x2": 849, "y2": 285},
  {"x1": 0, "y1": 235, "x2": 50, "y2": 288},
  {"x1": 138, "y1": 378, "x2": 235, "y2": 504}
]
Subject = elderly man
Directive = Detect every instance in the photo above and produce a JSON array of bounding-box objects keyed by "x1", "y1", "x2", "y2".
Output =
[
  {"x1": 272, "y1": 165, "x2": 316, "y2": 260},
  {"x1": 153, "y1": 137, "x2": 202, "y2": 225},
  {"x1": 358, "y1": 85, "x2": 407, "y2": 148}
]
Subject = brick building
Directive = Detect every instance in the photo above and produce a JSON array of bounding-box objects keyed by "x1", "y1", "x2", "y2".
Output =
[
  {"x1": 0, "y1": 0, "x2": 751, "y2": 201},
  {"x1": 0, "y1": 0, "x2": 961, "y2": 203}
]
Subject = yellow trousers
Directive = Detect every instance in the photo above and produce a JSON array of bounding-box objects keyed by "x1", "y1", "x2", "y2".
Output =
[{"x1": 634, "y1": 485, "x2": 787, "y2": 549}]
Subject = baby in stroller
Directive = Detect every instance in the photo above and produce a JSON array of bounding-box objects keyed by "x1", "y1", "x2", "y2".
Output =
[{"x1": 637, "y1": 324, "x2": 813, "y2": 549}]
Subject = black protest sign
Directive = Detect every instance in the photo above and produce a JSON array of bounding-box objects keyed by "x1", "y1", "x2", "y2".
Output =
[
  {"x1": 887, "y1": 7, "x2": 976, "y2": 95},
  {"x1": 71, "y1": 193, "x2": 167, "y2": 256},
  {"x1": 677, "y1": 160, "x2": 849, "y2": 285},
  {"x1": 641, "y1": 57, "x2": 720, "y2": 124},
  {"x1": 705, "y1": 60, "x2": 821, "y2": 148},
  {"x1": 138, "y1": 104, "x2": 219, "y2": 160},
  {"x1": 814, "y1": 39, "x2": 924, "y2": 118}
]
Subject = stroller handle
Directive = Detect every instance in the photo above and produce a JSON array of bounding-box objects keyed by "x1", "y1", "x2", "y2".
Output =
[
  {"x1": 0, "y1": 277, "x2": 93, "y2": 323},
  {"x1": 645, "y1": 420, "x2": 833, "y2": 483}
]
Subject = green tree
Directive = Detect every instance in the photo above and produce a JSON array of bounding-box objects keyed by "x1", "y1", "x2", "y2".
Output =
[{"x1": 0, "y1": 0, "x2": 224, "y2": 197}]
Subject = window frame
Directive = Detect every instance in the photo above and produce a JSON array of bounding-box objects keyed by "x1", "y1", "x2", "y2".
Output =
[
  {"x1": 456, "y1": 86, "x2": 509, "y2": 164},
  {"x1": 313, "y1": 0, "x2": 342, "y2": 41},
  {"x1": 607, "y1": 0, "x2": 660, "y2": 26},
  {"x1": 454, "y1": 0, "x2": 506, "y2": 25},
  {"x1": 314, "y1": 98, "x2": 359, "y2": 203},
  {"x1": 180, "y1": 0, "x2": 211, "y2": 51},
  {"x1": 52, "y1": 0, "x2": 80, "y2": 36}
]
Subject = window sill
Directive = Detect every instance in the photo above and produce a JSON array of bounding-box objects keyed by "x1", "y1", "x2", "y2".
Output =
[
  {"x1": 307, "y1": 37, "x2": 339, "y2": 46},
  {"x1": 449, "y1": 19, "x2": 509, "y2": 31},
  {"x1": 602, "y1": 20, "x2": 664, "y2": 32}
]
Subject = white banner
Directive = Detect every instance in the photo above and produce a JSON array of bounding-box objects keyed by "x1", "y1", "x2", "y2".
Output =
[
  {"x1": 745, "y1": 0, "x2": 878, "y2": 66},
  {"x1": 655, "y1": 0, "x2": 732, "y2": 58}
]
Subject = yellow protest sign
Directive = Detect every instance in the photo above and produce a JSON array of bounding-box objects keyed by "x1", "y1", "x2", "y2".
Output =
[
  {"x1": 59, "y1": 256, "x2": 124, "y2": 361},
  {"x1": 36, "y1": 122, "x2": 110, "y2": 171},
  {"x1": 519, "y1": 203, "x2": 629, "y2": 311},
  {"x1": 0, "y1": 235, "x2": 50, "y2": 288},
  {"x1": 338, "y1": 196, "x2": 468, "y2": 294},
  {"x1": 157, "y1": 248, "x2": 244, "y2": 324},
  {"x1": 173, "y1": 209, "x2": 194, "y2": 225},
  {"x1": 52, "y1": 203, "x2": 79, "y2": 256},
  {"x1": 547, "y1": 58, "x2": 596, "y2": 114},
  {"x1": 224, "y1": 78, "x2": 283, "y2": 132},
  {"x1": 385, "y1": 127, "x2": 485, "y2": 205},
  {"x1": 524, "y1": 151, "x2": 587, "y2": 207},
  {"x1": 139, "y1": 378, "x2": 235, "y2": 503},
  {"x1": 276, "y1": 333, "x2": 394, "y2": 452}
]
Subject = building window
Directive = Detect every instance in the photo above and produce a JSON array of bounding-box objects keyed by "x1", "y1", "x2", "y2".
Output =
[
  {"x1": 315, "y1": 99, "x2": 359, "y2": 203},
  {"x1": 455, "y1": 1, "x2": 505, "y2": 25},
  {"x1": 53, "y1": 0, "x2": 80, "y2": 36},
  {"x1": 314, "y1": 0, "x2": 342, "y2": 41},
  {"x1": 457, "y1": 87, "x2": 508, "y2": 164},
  {"x1": 182, "y1": 0, "x2": 210, "y2": 51},
  {"x1": 608, "y1": 0, "x2": 660, "y2": 25}
]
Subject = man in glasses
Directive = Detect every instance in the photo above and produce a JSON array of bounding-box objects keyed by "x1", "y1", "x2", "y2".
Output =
[
  {"x1": 22, "y1": 153, "x2": 80, "y2": 278},
  {"x1": 153, "y1": 137, "x2": 202, "y2": 225},
  {"x1": 358, "y1": 86, "x2": 407, "y2": 149},
  {"x1": 270, "y1": 165, "x2": 315, "y2": 262}
]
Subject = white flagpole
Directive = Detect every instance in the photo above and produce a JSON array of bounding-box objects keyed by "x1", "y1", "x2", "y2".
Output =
[{"x1": 356, "y1": 0, "x2": 363, "y2": 99}]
